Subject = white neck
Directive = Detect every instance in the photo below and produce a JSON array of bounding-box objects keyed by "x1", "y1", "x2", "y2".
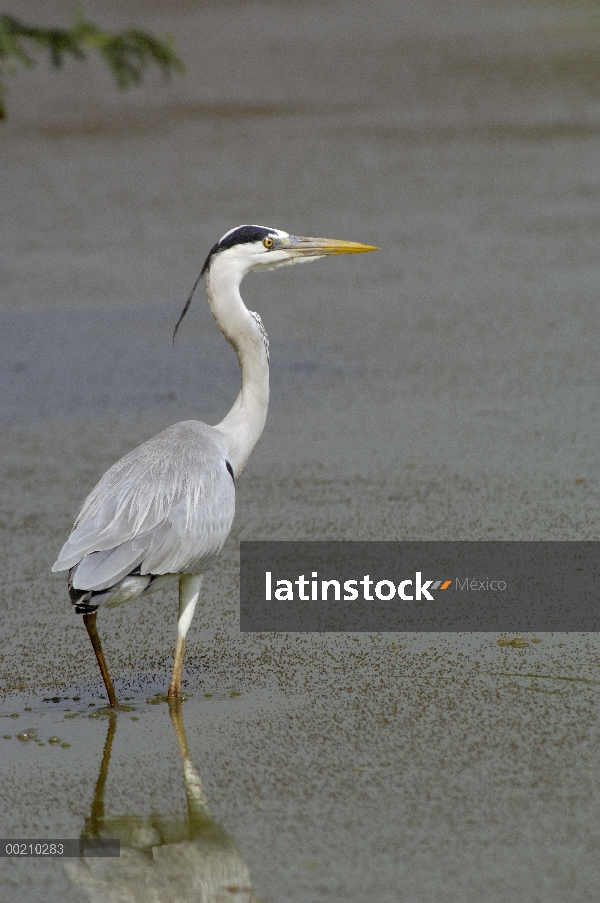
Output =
[{"x1": 206, "y1": 256, "x2": 269, "y2": 475}]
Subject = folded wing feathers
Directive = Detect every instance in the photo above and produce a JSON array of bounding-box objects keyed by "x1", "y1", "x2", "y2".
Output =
[
  {"x1": 53, "y1": 422, "x2": 235, "y2": 588},
  {"x1": 71, "y1": 544, "x2": 148, "y2": 591}
]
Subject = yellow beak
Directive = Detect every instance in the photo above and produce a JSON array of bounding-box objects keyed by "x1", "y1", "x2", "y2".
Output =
[{"x1": 285, "y1": 236, "x2": 379, "y2": 257}]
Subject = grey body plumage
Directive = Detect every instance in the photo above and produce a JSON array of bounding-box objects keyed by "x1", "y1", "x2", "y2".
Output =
[{"x1": 59, "y1": 421, "x2": 234, "y2": 612}]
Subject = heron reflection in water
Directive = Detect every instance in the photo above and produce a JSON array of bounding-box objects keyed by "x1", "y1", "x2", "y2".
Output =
[{"x1": 66, "y1": 703, "x2": 255, "y2": 903}]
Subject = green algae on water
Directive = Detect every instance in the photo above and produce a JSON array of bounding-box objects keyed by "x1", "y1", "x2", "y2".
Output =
[{"x1": 498, "y1": 637, "x2": 529, "y2": 648}]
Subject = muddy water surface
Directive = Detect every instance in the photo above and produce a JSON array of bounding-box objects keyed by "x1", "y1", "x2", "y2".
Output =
[{"x1": 2, "y1": 1, "x2": 600, "y2": 900}]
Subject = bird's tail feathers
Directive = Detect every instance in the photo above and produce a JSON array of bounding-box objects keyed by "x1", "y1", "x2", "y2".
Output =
[{"x1": 68, "y1": 568, "x2": 102, "y2": 615}]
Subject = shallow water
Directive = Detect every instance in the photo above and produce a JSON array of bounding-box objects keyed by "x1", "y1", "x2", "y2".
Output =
[{"x1": 2, "y1": 0, "x2": 600, "y2": 900}]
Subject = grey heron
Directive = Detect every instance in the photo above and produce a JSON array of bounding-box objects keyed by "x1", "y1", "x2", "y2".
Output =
[{"x1": 52, "y1": 225, "x2": 377, "y2": 707}]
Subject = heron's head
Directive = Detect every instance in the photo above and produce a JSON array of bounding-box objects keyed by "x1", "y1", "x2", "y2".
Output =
[
  {"x1": 202, "y1": 224, "x2": 378, "y2": 278},
  {"x1": 173, "y1": 224, "x2": 377, "y2": 338}
]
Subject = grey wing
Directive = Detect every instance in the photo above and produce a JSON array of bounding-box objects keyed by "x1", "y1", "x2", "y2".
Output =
[{"x1": 52, "y1": 421, "x2": 236, "y2": 591}]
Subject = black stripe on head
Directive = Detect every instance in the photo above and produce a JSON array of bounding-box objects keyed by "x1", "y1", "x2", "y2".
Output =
[{"x1": 173, "y1": 225, "x2": 278, "y2": 341}]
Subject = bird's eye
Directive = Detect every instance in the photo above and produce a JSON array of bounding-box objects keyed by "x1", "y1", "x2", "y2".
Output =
[{"x1": 263, "y1": 237, "x2": 274, "y2": 249}]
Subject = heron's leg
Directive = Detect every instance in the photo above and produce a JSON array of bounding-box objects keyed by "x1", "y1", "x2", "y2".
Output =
[
  {"x1": 168, "y1": 574, "x2": 203, "y2": 699},
  {"x1": 83, "y1": 611, "x2": 119, "y2": 709}
]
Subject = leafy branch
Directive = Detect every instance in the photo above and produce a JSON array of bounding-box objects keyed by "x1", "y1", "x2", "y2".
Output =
[{"x1": 0, "y1": 13, "x2": 184, "y2": 119}]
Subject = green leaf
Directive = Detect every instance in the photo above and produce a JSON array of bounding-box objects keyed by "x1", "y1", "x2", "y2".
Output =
[{"x1": 0, "y1": 13, "x2": 184, "y2": 119}]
